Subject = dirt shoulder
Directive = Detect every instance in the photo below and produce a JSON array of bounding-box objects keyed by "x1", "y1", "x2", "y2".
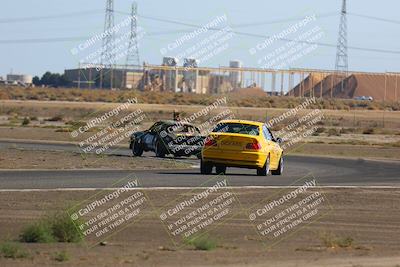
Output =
[
  {"x1": 0, "y1": 126, "x2": 77, "y2": 143},
  {"x1": 1, "y1": 88, "x2": 400, "y2": 111},
  {"x1": 0, "y1": 188, "x2": 399, "y2": 266},
  {"x1": 0, "y1": 147, "x2": 191, "y2": 170},
  {"x1": 288, "y1": 142, "x2": 400, "y2": 161}
]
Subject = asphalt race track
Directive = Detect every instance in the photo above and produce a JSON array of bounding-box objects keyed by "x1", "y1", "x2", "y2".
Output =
[{"x1": 0, "y1": 140, "x2": 400, "y2": 189}]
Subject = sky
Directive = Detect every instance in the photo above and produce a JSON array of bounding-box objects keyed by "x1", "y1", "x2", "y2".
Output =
[{"x1": 0, "y1": 0, "x2": 399, "y2": 77}]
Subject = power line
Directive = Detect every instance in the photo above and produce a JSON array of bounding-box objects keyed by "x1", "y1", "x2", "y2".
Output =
[
  {"x1": 133, "y1": 13, "x2": 400, "y2": 56},
  {"x1": 348, "y1": 12, "x2": 400, "y2": 25},
  {"x1": 230, "y1": 12, "x2": 338, "y2": 28},
  {"x1": 0, "y1": 30, "x2": 196, "y2": 44},
  {"x1": 0, "y1": 10, "x2": 103, "y2": 23},
  {"x1": 2, "y1": 9, "x2": 399, "y2": 27},
  {"x1": 0, "y1": 37, "x2": 89, "y2": 44},
  {"x1": 115, "y1": 10, "x2": 339, "y2": 28},
  {"x1": 1, "y1": 10, "x2": 400, "y2": 56},
  {"x1": 1, "y1": 28, "x2": 400, "y2": 56}
]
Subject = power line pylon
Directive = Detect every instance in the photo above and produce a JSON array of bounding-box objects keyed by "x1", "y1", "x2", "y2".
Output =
[
  {"x1": 123, "y1": 2, "x2": 140, "y2": 89},
  {"x1": 125, "y1": 2, "x2": 140, "y2": 68},
  {"x1": 335, "y1": 0, "x2": 348, "y2": 74},
  {"x1": 100, "y1": 0, "x2": 115, "y2": 89},
  {"x1": 334, "y1": 0, "x2": 348, "y2": 93}
]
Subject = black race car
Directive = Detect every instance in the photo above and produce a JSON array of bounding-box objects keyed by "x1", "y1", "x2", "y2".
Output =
[{"x1": 129, "y1": 120, "x2": 205, "y2": 158}]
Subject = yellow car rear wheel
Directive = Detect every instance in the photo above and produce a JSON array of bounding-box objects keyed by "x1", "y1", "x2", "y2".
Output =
[
  {"x1": 271, "y1": 156, "x2": 283, "y2": 175},
  {"x1": 200, "y1": 160, "x2": 213, "y2": 175},
  {"x1": 257, "y1": 156, "x2": 270, "y2": 176},
  {"x1": 216, "y1": 165, "x2": 227, "y2": 175}
]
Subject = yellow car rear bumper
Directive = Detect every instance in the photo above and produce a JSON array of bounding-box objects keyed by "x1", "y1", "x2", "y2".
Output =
[{"x1": 202, "y1": 149, "x2": 267, "y2": 168}]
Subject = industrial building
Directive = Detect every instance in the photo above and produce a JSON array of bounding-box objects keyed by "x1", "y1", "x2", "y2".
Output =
[
  {"x1": 0, "y1": 73, "x2": 33, "y2": 87},
  {"x1": 63, "y1": 66, "x2": 143, "y2": 90},
  {"x1": 63, "y1": 59, "x2": 244, "y2": 94}
]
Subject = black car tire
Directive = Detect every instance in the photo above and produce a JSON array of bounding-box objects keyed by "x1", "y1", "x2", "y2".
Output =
[
  {"x1": 271, "y1": 156, "x2": 284, "y2": 175},
  {"x1": 257, "y1": 155, "x2": 270, "y2": 176},
  {"x1": 200, "y1": 159, "x2": 213, "y2": 175},
  {"x1": 132, "y1": 139, "x2": 144, "y2": 157},
  {"x1": 215, "y1": 165, "x2": 227, "y2": 175},
  {"x1": 155, "y1": 141, "x2": 166, "y2": 158}
]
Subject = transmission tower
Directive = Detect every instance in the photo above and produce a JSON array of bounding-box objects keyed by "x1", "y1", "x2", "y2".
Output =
[
  {"x1": 122, "y1": 2, "x2": 141, "y2": 89},
  {"x1": 335, "y1": 0, "x2": 348, "y2": 74},
  {"x1": 100, "y1": 0, "x2": 115, "y2": 89},
  {"x1": 125, "y1": 2, "x2": 140, "y2": 68}
]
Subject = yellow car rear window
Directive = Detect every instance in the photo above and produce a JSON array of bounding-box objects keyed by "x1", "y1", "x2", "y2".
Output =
[{"x1": 212, "y1": 123, "x2": 259, "y2": 136}]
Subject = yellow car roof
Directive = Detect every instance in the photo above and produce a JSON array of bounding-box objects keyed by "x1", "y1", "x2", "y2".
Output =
[{"x1": 218, "y1": 119, "x2": 264, "y2": 127}]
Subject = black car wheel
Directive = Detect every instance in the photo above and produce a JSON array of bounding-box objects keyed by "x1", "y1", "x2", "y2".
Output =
[
  {"x1": 215, "y1": 165, "x2": 227, "y2": 175},
  {"x1": 257, "y1": 156, "x2": 270, "y2": 176},
  {"x1": 200, "y1": 159, "x2": 213, "y2": 174},
  {"x1": 155, "y1": 141, "x2": 166, "y2": 158},
  {"x1": 271, "y1": 156, "x2": 284, "y2": 175},
  {"x1": 132, "y1": 140, "x2": 144, "y2": 156}
]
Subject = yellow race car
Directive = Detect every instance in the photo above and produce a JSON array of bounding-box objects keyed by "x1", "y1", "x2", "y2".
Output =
[{"x1": 201, "y1": 120, "x2": 283, "y2": 176}]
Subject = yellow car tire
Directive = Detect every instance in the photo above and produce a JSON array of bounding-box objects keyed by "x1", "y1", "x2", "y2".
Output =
[
  {"x1": 200, "y1": 160, "x2": 213, "y2": 175},
  {"x1": 271, "y1": 156, "x2": 283, "y2": 176},
  {"x1": 257, "y1": 156, "x2": 270, "y2": 176},
  {"x1": 216, "y1": 165, "x2": 226, "y2": 175}
]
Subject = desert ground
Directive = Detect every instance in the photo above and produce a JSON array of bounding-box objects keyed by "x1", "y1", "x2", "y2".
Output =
[{"x1": 0, "y1": 188, "x2": 399, "y2": 267}]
